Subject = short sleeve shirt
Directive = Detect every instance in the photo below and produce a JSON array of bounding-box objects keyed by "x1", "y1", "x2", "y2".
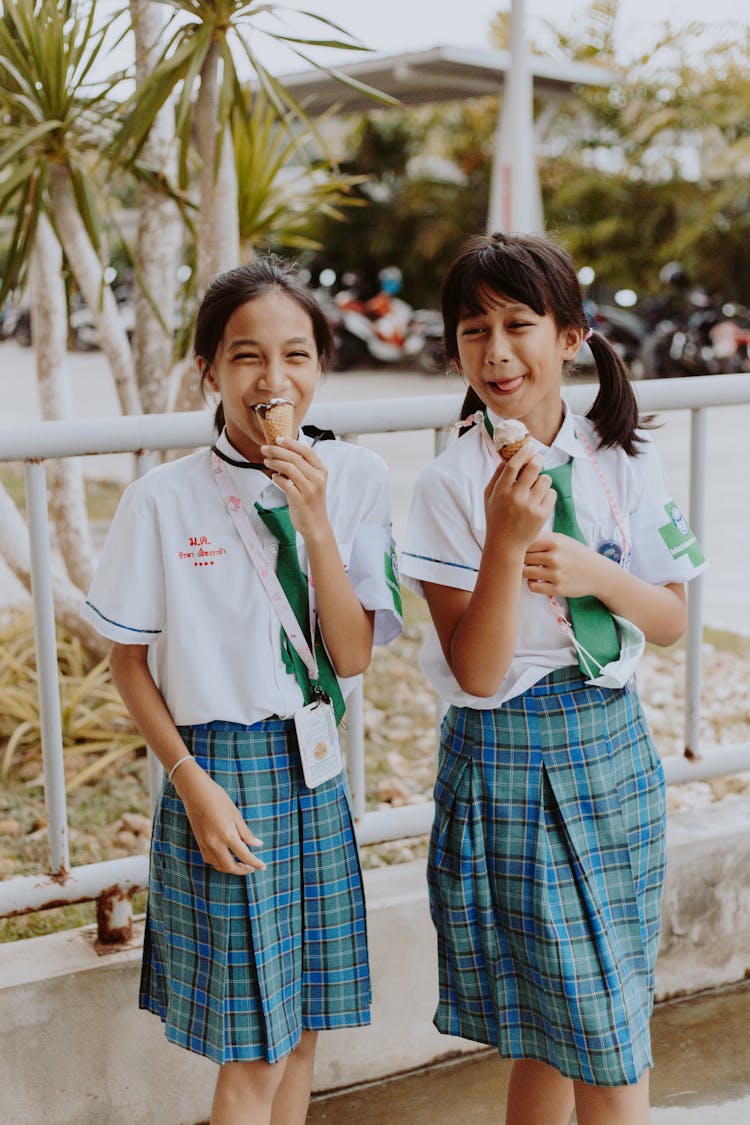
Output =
[
  {"x1": 400, "y1": 403, "x2": 706, "y2": 708},
  {"x1": 83, "y1": 430, "x2": 403, "y2": 725}
]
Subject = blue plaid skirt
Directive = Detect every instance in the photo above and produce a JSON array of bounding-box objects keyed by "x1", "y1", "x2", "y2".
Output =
[
  {"x1": 429, "y1": 666, "x2": 666, "y2": 1086},
  {"x1": 139, "y1": 720, "x2": 371, "y2": 1065}
]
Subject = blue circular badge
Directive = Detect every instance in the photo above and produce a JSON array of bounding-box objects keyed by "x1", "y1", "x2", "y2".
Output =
[
  {"x1": 670, "y1": 504, "x2": 689, "y2": 535},
  {"x1": 598, "y1": 539, "x2": 623, "y2": 564}
]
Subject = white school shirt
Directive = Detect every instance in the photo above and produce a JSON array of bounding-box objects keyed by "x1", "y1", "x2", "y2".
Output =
[
  {"x1": 400, "y1": 402, "x2": 706, "y2": 708},
  {"x1": 82, "y1": 428, "x2": 403, "y2": 725}
]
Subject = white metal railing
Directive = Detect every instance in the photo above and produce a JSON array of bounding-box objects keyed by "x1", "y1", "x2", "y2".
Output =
[{"x1": 1, "y1": 374, "x2": 749, "y2": 939}]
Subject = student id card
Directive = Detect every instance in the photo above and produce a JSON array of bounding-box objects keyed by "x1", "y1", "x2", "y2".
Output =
[{"x1": 294, "y1": 699, "x2": 343, "y2": 789}]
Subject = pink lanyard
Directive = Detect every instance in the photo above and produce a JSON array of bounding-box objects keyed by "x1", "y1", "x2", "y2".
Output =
[
  {"x1": 211, "y1": 451, "x2": 321, "y2": 684},
  {"x1": 477, "y1": 415, "x2": 631, "y2": 644}
]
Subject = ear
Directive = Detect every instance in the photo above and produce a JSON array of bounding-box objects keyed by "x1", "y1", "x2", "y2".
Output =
[
  {"x1": 560, "y1": 326, "x2": 584, "y2": 361},
  {"x1": 197, "y1": 357, "x2": 218, "y2": 393}
]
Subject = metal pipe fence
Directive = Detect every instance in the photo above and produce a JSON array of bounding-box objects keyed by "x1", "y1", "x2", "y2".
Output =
[{"x1": 1, "y1": 374, "x2": 749, "y2": 939}]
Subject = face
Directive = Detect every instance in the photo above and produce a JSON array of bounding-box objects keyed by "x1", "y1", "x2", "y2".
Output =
[
  {"x1": 455, "y1": 290, "x2": 583, "y2": 444},
  {"x1": 200, "y1": 289, "x2": 321, "y2": 462}
]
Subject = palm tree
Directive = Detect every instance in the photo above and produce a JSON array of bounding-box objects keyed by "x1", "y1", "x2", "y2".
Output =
[
  {"x1": 0, "y1": 0, "x2": 141, "y2": 415},
  {"x1": 129, "y1": 0, "x2": 182, "y2": 415},
  {"x1": 113, "y1": 0, "x2": 391, "y2": 294}
]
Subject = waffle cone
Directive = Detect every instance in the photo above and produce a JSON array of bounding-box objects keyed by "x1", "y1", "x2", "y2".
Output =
[
  {"x1": 498, "y1": 434, "x2": 530, "y2": 461},
  {"x1": 258, "y1": 401, "x2": 295, "y2": 442}
]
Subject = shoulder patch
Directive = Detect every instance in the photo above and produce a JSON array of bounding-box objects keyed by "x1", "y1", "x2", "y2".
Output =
[{"x1": 658, "y1": 501, "x2": 705, "y2": 568}]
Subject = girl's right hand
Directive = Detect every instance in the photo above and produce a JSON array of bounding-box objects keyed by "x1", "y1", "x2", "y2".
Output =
[
  {"x1": 173, "y1": 764, "x2": 266, "y2": 876},
  {"x1": 484, "y1": 442, "x2": 555, "y2": 551}
]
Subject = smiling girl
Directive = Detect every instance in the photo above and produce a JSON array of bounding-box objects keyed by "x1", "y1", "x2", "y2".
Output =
[
  {"x1": 82, "y1": 256, "x2": 402, "y2": 1124},
  {"x1": 400, "y1": 233, "x2": 706, "y2": 1125}
]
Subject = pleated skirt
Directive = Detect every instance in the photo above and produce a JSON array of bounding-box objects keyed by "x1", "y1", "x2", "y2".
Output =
[
  {"x1": 139, "y1": 719, "x2": 371, "y2": 1065},
  {"x1": 429, "y1": 666, "x2": 666, "y2": 1086}
]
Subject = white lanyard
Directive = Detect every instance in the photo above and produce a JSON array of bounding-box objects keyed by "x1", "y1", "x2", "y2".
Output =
[
  {"x1": 211, "y1": 451, "x2": 321, "y2": 685},
  {"x1": 478, "y1": 415, "x2": 631, "y2": 650}
]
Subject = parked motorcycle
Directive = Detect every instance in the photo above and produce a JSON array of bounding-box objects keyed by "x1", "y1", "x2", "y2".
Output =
[
  {"x1": 577, "y1": 300, "x2": 648, "y2": 378},
  {"x1": 638, "y1": 289, "x2": 737, "y2": 378},
  {"x1": 330, "y1": 267, "x2": 444, "y2": 373}
]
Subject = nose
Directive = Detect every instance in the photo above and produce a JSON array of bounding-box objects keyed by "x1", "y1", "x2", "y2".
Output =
[
  {"x1": 258, "y1": 354, "x2": 288, "y2": 392},
  {"x1": 485, "y1": 328, "x2": 512, "y2": 365}
]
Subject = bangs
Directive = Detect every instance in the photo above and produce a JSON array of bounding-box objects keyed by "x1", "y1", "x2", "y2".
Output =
[{"x1": 457, "y1": 248, "x2": 550, "y2": 319}]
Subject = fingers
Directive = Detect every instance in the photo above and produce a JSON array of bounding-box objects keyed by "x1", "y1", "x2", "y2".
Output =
[
  {"x1": 262, "y1": 439, "x2": 327, "y2": 495},
  {"x1": 200, "y1": 823, "x2": 267, "y2": 876},
  {"x1": 261, "y1": 436, "x2": 323, "y2": 472}
]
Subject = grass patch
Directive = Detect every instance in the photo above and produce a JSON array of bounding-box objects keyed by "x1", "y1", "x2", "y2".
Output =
[{"x1": 0, "y1": 466, "x2": 125, "y2": 521}]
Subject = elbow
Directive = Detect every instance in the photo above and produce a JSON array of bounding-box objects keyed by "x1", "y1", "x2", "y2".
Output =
[
  {"x1": 454, "y1": 666, "x2": 506, "y2": 699},
  {"x1": 450, "y1": 645, "x2": 508, "y2": 699},
  {"x1": 650, "y1": 619, "x2": 687, "y2": 648},
  {"x1": 456, "y1": 677, "x2": 501, "y2": 699},
  {"x1": 332, "y1": 647, "x2": 372, "y2": 679}
]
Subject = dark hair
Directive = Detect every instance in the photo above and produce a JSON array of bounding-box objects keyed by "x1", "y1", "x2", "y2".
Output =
[
  {"x1": 194, "y1": 254, "x2": 335, "y2": 432},
  {"x1": 442, "y1": 232, "x2": 643, "y2": 455}
]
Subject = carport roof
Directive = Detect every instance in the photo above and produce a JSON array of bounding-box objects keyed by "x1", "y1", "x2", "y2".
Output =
[{"x1": 275, "y1": 45, "x2": 615, "y2": 116}]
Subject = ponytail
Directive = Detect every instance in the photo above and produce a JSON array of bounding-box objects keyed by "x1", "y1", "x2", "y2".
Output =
[{"x1": 585, "y1": 331, "x2": 646, "y2": 456}]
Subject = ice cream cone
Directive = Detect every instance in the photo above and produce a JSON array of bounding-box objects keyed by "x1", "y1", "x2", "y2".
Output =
[
  {"x1": 498, "y1": 434, "x2": 530, "y2": 461},
  {"x1": 255, "y1": 399, "x2": 295, "y2": 442}
]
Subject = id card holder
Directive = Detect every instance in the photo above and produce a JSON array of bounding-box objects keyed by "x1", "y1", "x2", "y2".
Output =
[{"x1": 294, "y1": 698, "x2": 343, "y2": 789}]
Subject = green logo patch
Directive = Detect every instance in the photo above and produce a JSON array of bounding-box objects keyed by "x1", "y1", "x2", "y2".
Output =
[
  {"x1": 384, "y1": 546, "x2": 403, "y2": 617},
  {"x1": 658, "y1": 501, "x2": 705, "y2": 569}
]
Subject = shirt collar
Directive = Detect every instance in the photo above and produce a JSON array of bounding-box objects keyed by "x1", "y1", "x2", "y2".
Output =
[
  {"x1": 543, "y1": 400, "x2": 581, "y2": 461},
  {"x1": 212, "y1": 427, "x2": 314, "y2": 507}
]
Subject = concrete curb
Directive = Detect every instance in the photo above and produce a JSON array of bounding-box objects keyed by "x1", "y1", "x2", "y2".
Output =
[{"x1": 2, "y1": 800, "x2": 750, "y2": 1124}]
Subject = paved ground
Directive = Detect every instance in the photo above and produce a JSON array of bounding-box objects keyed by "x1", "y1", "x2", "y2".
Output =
[
  {"x1": 1, "y1": 341, "x2": 748, "y2": 633},
  {"x1": 309, "y1": 982, "x2": 750, "y2": 1124}
]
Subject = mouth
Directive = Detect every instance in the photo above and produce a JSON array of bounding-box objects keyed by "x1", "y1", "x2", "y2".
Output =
[{"x1": 487, "y1": 375, "x2": 524, "y2": 395}]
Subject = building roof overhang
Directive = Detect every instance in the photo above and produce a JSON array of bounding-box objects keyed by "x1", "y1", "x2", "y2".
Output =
[{"x1": 274, "y1": 44, "x2": 616, "y2": 116}]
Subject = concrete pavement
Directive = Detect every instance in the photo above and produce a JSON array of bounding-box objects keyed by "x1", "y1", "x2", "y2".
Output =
[{"x1": 309, "y1": 982, "x2": 750, "y2": 1124}]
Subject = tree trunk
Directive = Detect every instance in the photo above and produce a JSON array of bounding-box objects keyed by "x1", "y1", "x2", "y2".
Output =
[
  {"x1": 48, "y1": 163, "x2": 142, "y2": 416},
  {"x1": 130, "y1": 0, "x2": 181, "y2": 415},
  {"x1": 0, "y1": 483, "x2": 109, "y2": 662},
  {"x1": 195, "y1": 41, "x2": 240, "y2": 298},
  {"x1": 174, "y1": 42, "x2": 240, "y2": 414},
  {"x1": 28, "y1": 213, "x2": 95, "y2": 592}
]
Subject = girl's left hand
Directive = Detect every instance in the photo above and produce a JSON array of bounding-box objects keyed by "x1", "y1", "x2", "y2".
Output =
[
  {"x1": 523, "y1": 532, "x2": 610, "y2": 598},
  {"x1": 261, "y1": 437, "x2": 329, "y2": 538}
]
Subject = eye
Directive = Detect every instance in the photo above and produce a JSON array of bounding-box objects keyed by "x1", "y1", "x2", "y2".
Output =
[
  {"x1": 460, "y1": 324, "x2": 484, "y2": 336},
  {"x1": 508, "y1": 320, "x2": 533, "y2": 330}
]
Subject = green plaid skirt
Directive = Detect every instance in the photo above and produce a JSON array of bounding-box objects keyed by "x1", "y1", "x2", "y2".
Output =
[
  {"x1": 139, "y1": 720, "x2": 370, "y2": 1065},
  {"x1": 429, "y1": 666, "x2": 666, "y2": 1086}
]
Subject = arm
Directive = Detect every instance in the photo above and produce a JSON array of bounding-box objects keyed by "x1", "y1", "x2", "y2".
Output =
[
  {"x1": 109, "y1": 643, "x2": 266, "y2": 874},
  {"x1": 523, "y1": 535, "x2": 687, "y2": 646},
  {"x1": 262, "y1": 437, "x2": 375, "y2": 677},
  {"x1": 425, "y1": 444, "x2": 556, "y2": 698}
]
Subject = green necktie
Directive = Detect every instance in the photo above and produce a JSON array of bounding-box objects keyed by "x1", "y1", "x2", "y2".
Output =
[
  {"x1": 255, "y1": 503, "x2": 346, "y2": 723},
  {"x1": 542, "y1": 459, "x2": 620, "y2": 678}
]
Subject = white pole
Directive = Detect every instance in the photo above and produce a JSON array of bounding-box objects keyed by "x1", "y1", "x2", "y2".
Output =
[{"x1": 488, "y1": 0, "x2": 544, "y2": 232}]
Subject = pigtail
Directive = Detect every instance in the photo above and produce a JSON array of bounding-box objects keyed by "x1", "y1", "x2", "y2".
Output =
[
  {"x1": 585, "y1": 331, "x2": 645, "y2": 456},
  {"x1": 458, "y1": 386, "x2": 485, "y2": 434},
  {"x1": 214, "y1": 402, "x2": 225, "y2": 433}
]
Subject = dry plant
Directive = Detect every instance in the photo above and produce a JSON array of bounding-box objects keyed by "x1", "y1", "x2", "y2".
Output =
[{"x1": 0, "y1": 612, "x2": 144, "y2": 791}]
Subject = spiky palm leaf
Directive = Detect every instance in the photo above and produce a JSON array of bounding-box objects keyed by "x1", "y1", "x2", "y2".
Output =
[
  {"x1": 234, "y1": 95, "x2": 366, "y2": 251},
  {"x1": 0, "y1": 0, "x2": 132, "y2": 300},
  {"x1": 112, "y1": 0, "x2": 395, "y2": 185}
]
